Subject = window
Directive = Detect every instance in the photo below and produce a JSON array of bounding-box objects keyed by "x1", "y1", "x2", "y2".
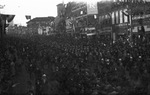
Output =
[
  {"x1": 80, "y1": 11, "x2": 83, "y2": 15},
  {"x1": 99, "y1": 16, "x2": 102, "y2": 23},
  {"x1": 94, "y1": 15, "x2": 97, "y2": 19},
  {"x1": 105, "y1": 15, "x2": 107, "y2": 24},
  {"x1": 112, "y1": 12, "x2": 115, "y2": 24},
  {"x1": 124, "y1": 0, "x2": 127, "y2": 2},
  {"x1": 116, "y1": 11, "x2": 119, "y2": 24},
  {"x1": 118, "y1": 11, "x2": 120, "y2": 24},
  {"x1": 101, "y1": 16, "x2": 104, "y2": 24},
  {"x1": 123, "y1": 9, "x2": 128, "y2": 23},
  {"x1": 107, "y1": 15, "x2": 111, "y2": 24},
  {"x1": 120, "y1": 10, "x2": 123, "y2": 23}
]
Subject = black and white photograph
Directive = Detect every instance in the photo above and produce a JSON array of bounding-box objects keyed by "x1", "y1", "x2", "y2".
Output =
[{"x1": 1, "y1": 0, "x2": 150, "y2": 95}]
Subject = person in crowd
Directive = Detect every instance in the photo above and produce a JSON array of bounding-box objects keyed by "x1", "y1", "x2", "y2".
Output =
[{"x1": 1, "y1": 29, "x2": 150, "y2": 95}]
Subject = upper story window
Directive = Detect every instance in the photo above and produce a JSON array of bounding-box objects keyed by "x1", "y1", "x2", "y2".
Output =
[
  {"x1": 80, "y1": 11, "x2": 83, "y2": 15},
  {"x1": 115, "y1": 11, "x2": 119, "y2": 24},
  {"x1": 123, "y1": 9, "x2": 128, "y2": 23},
  {"x1": 112, "y1": 12, "x2": 115, "y2": 24},
  {"x1": 119, "y1": 10, "x2": 123, "y2": 23}
]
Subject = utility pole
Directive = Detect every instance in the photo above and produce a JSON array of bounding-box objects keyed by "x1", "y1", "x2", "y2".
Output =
[
  {"x1": 125, "y1": 0, "x2": 133, "y2": 43},
  {"x1": 128, "y1": 5, "x2": 133, "y2": 42},
  {"x1": 128, "y1": 0, "x2": 146, "y2": 42},
  {"x1": 122, "y1": 4, "x2": 132, "y2": 42}
]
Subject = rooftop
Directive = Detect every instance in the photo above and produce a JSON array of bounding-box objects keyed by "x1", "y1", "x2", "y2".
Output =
[{"x1": 27, "y1": 16, "x2": 55, "y2": 24}]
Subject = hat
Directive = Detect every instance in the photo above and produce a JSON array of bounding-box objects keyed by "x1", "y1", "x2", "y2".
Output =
[{"x1": 43, "y1": 74, "x2": 46, "y2": 77}]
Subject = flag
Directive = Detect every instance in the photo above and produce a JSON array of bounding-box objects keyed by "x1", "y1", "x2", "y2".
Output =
[{"x1": 25, "y1": 15, "x2": 31, "y2": 20}]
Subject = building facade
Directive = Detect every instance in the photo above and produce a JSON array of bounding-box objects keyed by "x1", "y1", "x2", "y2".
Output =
[
  {"x1": 97, "y1": 0, "x2": 150, "y2": 40},
  {"x1": 57, "y1": 3, "x2": 66, "y2": 17},
  {"x1": 65, "y1": 1, "x2": 98, "y2": 34},
  {"x1": 64, "y1": 0, "x2": 150, "y2": 39},
  {"x1": 27, "y1": 17, "x2": 55, "y2": 35},
  {"x1": 54, "y1": 3, "x2": 66, "y2": 33}
]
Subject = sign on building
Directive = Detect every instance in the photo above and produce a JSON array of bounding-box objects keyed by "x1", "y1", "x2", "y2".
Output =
[{"x1": 87, "y1": 1, "x2": 98, "y2": 15}]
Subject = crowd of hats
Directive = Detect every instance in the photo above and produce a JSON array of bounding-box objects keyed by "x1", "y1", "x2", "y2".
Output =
[{"x1": 0, "y1": 33, "x2": 150, "y2": 95}]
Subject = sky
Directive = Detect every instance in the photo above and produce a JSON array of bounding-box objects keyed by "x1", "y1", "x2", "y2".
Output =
[
  {"x1": 0, "y1": 0, "x2": 99, "y2": 26},
  {"x1": 17, "y1": 0, "x2": 63, "y2": 26},
  {"x1": 0, "y1": 0, "x2": 64, "y2": 25}
]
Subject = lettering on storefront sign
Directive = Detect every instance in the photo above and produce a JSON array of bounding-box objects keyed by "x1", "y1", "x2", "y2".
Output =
[
  {"x1": 132, "y1": 20, "x2": 150, "y2": 26},
  {"x1": 102, "y1": 27, "x2": 112, "y2": 32},
  {"x1": 116, "y1": 23, "x2": 128, "y2": 27},
  {"x1": 132, "y1": 22, "x2": 139, "y2": 26},
  {"x1": 132, "y1": 14, "x2": 150, "y2": 20},
  {"x1": 103, "y1": 27, "x2": 112, "y2": 30},
  {"x1": 85, "y1": 27, "x2": 95, "y2": 31}
]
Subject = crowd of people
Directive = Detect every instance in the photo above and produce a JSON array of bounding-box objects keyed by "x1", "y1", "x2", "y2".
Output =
[{"x1": 0, "y1": 31, "x2": 150, "y2": 95}]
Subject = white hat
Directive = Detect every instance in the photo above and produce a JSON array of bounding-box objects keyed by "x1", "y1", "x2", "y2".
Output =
[{"x1": 43, "y1": 74, "x2": 46, "y2": 77}]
